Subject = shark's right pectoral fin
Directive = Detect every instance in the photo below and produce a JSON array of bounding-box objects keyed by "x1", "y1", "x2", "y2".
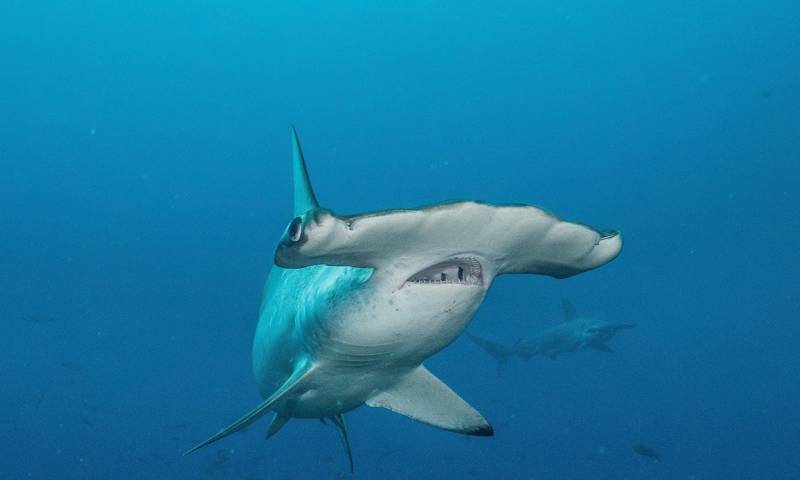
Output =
[
  {"x1": 184, "y1": 360, "x2": 315, "y2": 455},
  {"x1": 366, "y1": 365, "x2": 493, "y2": 436}
]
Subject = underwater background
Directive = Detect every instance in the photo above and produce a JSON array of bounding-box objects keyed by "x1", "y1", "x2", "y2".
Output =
[{"x1": 2, "y1": 1, "x2": 798, "y2": 479}]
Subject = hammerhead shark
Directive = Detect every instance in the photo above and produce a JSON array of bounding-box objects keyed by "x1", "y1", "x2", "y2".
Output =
[
  {"x1": 186, "y1": 128, "x2": 623, "y2": 470},
  {"x1": 469, "y1": 299, "x2": 635, "y2": 375}
]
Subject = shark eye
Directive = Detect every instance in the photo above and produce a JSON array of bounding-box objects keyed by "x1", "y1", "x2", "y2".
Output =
[{"x1": 287, "y1": 217, "x2": 303, "y2": 242}]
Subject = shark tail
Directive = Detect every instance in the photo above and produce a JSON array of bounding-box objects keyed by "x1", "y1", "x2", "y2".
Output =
[{"x1": 467, "y1": 333, "x2": 515, "y2": 376}]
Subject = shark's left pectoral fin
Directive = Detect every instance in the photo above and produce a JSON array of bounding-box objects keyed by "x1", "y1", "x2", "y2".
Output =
[
  {"x1": 184, "y1": 361, "x2": 315, "y2": 455},
  {"x1": 366, "y1": 366, "x2": 493, "y2": 436}
]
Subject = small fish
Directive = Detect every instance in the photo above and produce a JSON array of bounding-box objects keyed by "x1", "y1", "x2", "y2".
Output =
[{"x1": 633, "y1": 443, "x2": 661, "y2": 462}]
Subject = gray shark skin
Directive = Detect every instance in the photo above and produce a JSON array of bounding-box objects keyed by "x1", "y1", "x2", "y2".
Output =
[
  {"x1": 469, "y1": 299, "x2": 634, "y2": 373},
  {"x1": 186, "y1": 128, "x2": 623, "y2": 470}
]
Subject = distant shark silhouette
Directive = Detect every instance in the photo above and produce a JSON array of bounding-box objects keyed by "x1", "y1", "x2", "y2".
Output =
[
  {"x1": 469, "y1": 299, "x2": 635, "y2": 375},
  {"x1": 186, "y1": 128, "x2": 623, "y2": 470}
]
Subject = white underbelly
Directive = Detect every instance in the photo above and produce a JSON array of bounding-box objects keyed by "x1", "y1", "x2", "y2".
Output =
[
  {"x1": 259, "y1": 273, "x2": 487, "y2": 419},
  {"x1": 273, "y1": 362, "x2": 410, "y2": 418},
  {"x1": 326, "y1": 282, "x2": 487, "y2": 364}
]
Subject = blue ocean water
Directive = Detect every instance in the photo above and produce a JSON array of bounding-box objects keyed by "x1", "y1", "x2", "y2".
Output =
[{"x1": 2, "y1": 0, "x2": 798, "y2": 478}]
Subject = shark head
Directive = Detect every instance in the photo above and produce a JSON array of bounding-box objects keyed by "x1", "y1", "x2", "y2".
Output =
[
  {"x1": 275, "y1": 130, "x2": 622, "y2": 287},
  {"x1": 276, "y1": 201, "x2": 622, "y2": 282},
  {"x1": 577, "y1": 319, "x2": 637, "y2": 348},
  {"x1": 272, "y1": 128, "x2": 623, "y2": 364}
]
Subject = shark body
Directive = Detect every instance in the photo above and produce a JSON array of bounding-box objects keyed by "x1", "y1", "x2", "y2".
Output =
[
  {"x1": 187, "y1": 129, "x2": 623, "y2": 469},
  {"x1": 469, "y1": 299, "x2": 635, "y2": 375}
]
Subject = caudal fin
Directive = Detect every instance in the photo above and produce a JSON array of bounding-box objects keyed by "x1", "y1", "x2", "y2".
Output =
[{"x1": 467, "y1": 333, "x2": 515, "y2": 376}]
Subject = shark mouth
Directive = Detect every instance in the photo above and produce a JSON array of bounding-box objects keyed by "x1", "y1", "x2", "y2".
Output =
[{"x1": 406, "y1": 257, "x2": 483, "y2": 287}]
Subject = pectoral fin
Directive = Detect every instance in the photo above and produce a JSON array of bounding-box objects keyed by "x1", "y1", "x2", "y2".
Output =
[
  {"x1": 184, "y1": 361, "x2": 315, "y2": 455},
  {"x1": 366, "y1": 365, "x2": 492, "y2": 436}
]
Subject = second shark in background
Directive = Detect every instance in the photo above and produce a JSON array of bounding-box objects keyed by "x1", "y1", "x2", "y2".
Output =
[{"x1": 469, "y1": 299, "x2": 635, "y2": 376}]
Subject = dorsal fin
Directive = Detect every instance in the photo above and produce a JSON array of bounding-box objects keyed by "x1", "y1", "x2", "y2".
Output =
[
  {"x1": 291, "y1": 126, "x2": 320, "y2": 216},
  {"x1": 562, "y1": 298, "x2": 577, "y2": 322}
]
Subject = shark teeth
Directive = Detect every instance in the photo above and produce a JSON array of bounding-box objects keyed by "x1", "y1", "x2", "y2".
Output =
[
  {"x1": 411, "y1": 279, "x2": 461, "y2": 284},
  {"x1": 406, "y1": 257, "x2": 483, "y2": 287}
]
